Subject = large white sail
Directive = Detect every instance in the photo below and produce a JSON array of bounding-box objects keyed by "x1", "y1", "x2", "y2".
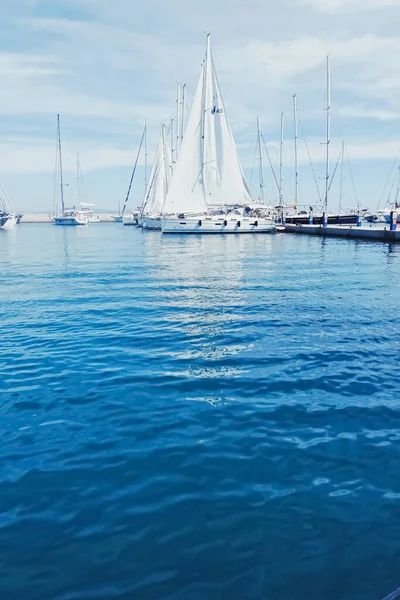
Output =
[
  {"x1": 162, "y1": 66, "x2": 208, "y2": 215},
  {"x1": 202, "y1": 34, "x2": 252, "y2": 207},
  {"x1": 142, "y1": 125, "x2": 172, "y2": 215},
  {"x1": 163, "y1": 34, "x2": 252, "y2": 216}
]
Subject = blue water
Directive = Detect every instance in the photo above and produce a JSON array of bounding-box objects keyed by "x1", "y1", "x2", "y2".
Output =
[{"x1": 1, "y1": 224, "x2": 400, "y2": 600}]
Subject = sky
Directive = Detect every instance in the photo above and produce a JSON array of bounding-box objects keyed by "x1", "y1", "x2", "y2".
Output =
[{"x1": 1, "y1": 0, "x2": 400, "y2": 213}]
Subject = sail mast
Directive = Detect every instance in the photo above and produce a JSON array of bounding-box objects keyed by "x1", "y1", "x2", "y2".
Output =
[
  {"x1": 170, "y1": 117, "x2": 175, "y2": 168},
  {"x1": 257, "y1": 116, "x2": 264, "y2": 203},
  {"x1": 176, "y1": 83, "x2": 181, "y2": 157},
  {"x1": 339, "y1": 141, "x2": 345, "y2": 214},
  {"x1": 181, "y1": 83, "x2": 187, "y2": 145},
  {"x1": 57, "y1": 114, "x2": 65, "y2": 214},
  {"x1": 395, "y1": 165, "x2": 400, "y2": 208},
  {"x1": 77, "y1": 152, "x2": 82, "y2": 204},
  {"x1": 144, "y1": 118, "x2": 148, "y2": 196},
  {"x1": 279, "y1": 112, "x2": 284, "y2": 209},
  {"x1": 324, "y1": 55, "x2": 331, "y2": 213},
  {"x1": 121, "y1": 124, "x2": 146, "y2": 216},
  {"x1": 293, "y1": 94, "x2": 298, "y2": 208}
]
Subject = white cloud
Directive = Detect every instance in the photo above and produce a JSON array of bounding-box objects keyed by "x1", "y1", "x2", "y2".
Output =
[
  {"x1": 303, "y1": 0, "x2": 400, "y2": 13},
  {"x1": 0, "y1": 0, "x2": 399, "y2": 211}
]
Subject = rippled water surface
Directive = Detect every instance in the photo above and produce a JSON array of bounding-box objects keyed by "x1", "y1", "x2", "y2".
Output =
[{"x1": 1, "y1": 224, "x2": 400, "y2": 600}]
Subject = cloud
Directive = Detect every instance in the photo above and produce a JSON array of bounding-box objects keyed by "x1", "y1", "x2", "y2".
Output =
[
  {"x1": 0, "y1": 0, "x2": 399, "y2": 211},
  {"x1": 302, "y1": 0, "x2": 399, "y2": 13}
]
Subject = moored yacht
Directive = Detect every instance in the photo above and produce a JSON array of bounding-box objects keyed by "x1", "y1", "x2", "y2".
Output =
[
  {"x1": 53, "y1": 115, "x2": 89, "y2": 226},
  {"x1": 160, "y1": 35, "x2": 275, "y2": 235}
]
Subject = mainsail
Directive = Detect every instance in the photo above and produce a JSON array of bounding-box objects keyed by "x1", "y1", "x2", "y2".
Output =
[
  {"x1": 142, "y1": 125, "x2": 172, "y2": 215},
  {"x1": 202, "y1": 34, "x2": 253, "y2": 207},
  {"x1": 163, "y1": 34, "x2": 252, "y2": 216},
  {"x1": 162, "y1": 66, "x2": 207, "y2": 215}
]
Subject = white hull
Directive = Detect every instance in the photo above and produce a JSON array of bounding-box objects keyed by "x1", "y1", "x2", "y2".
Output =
[
  {"x1": 54, "y1": 214, "x2": 88, "y2": 226},
  {"x1": 112, "y1": 215, "x2": 123, "y2": 223},
  {"x1": 142, "y1": 216, "x2": 161, "y2": 230},
  {"x1": 122, "y1": 214, "x2": 138, "y2": 226},
  {"x1": 0, "y1": 215, "x2": 17, "y2": 229},
  {"x1": 161, "y1": 215, "x2": 276, "y2": 234}
]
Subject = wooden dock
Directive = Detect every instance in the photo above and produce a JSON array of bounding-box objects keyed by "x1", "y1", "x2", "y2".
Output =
[{"x1": 282, "y1": 224, "x2": 400, "y2": 243}]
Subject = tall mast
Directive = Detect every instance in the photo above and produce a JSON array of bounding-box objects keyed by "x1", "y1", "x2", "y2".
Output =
[
  {"x1": 279, "y1": 112, "x2": 284, "y2": 209},
  {"x1": 162, "y1": 124, "x2": 169, "y2": 195},
  {"x1": 200, "y1": 35, "x2": 210, "y2": 178},
  {"x1": 77, "y1": 152, "x2": 82, "y2": 203},
  {"x1": 324, "y1": 55, "x2": 331, "y2": 213},
  {"x1": 170, "y1": 117, "x2": 175, "y2": 168},
  {"x1": 293, "y1": 95, "x2": 299, "y2": 208},
  {"x1": 395, "y1": 165, "x2": 400, "y2": 208},
  {"x1": 122, "y1": 124, "x2": 146, "y2": 216},
  {"x1": 257, "y1": 116, "x2": 264, "y2": 203},
  {"x1": 57, "y1": 114, "x2": 65, "y2": 214},
  {"x1": 181, "y1": 83, "x2": 187, "y2": 145},
  {"x1": 176, "y1": 82, "x2": 181, "y2": 158},
  {"x1": 339, "y1": 141, "x2": 345, "y2": 214},
  {"x1": 144, "y1": 118, "x2": 148, "y2": 195}
]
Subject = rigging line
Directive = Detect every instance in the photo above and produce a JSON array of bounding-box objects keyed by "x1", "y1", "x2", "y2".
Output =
[
  {"x1": 328, "y1": 146, "x2": 342, "y2": 193},
  {"x1": 386, "y1": 169, "x2": 397, "y2": 205},
  {"x1": 53, "y1": 122, "x2": 59, "y2": 216},
  {"x1": 377, "y1": 151, "x2": 400, "y2": 211},
  {"x1": 249, "y1": 137, "x2": 259, "y2": 194},
  {"x1": 297, "y1": 111, "x2": 323, "y2": 204},
  {"x1": 122, "y1": 125, "x2": 146, "y2": 216},
  {"x1": 344, "y1": 143, "x2": 360, "y2": 209},
  {"x1": 260, "y1": 134, "x2": 280, "y2": 197}
]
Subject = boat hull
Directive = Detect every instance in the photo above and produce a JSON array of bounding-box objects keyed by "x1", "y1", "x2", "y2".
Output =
[
  {"x1": 383, "y1": 213, "x2": 399, "y2": 224},
  {"x1": 122, "y1": 214, "x2": 138, "y2": 226},
  {"x1": 161, "y1": 216, "x2": 276, "y2": 234},
  {"x1": 0, "y1": 215, "x2": 17, "y2": 229},
  {"x1": 53, "y1": 217, "x2": 87, "y2": 226},
  {"x1": 142, "y1": 216, "x2": 161, "y2": 230},
  {"x1": 112, "y1": 216, "x2": 123, "y2": 223}
]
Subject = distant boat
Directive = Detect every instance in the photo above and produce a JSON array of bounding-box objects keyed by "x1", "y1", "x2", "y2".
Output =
[
  {"x1": 141, "y1": 124, "x2": 172, "y2": 230},
  {"x1": 161, "y1": 35, "x2": 276, "y2": 234},
  {"x1": 0, "y1": 179, "x2": 17, "y2": 229},
  {"x1": 53, "y1": 115, "x2": 88, "y2": 226},
  {"x1": 80, "y1": 203, "x2": 101, "y2": 223},
  {"x1": 76, "y1": 154, "x2": 100, "y2": 222}
]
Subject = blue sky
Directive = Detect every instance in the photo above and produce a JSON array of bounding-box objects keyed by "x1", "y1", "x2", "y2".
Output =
[{"x1": 1, "y1": 0, "x2": 400, "y2": 213}]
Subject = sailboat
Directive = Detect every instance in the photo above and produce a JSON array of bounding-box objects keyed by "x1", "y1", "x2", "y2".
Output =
[
  {"x1": 121, "y1": 122, "x2": 147, "y2": 226},
  {"x1": 284, "y1": 59, "x2": 359, "y2": 226},
  {"x1": 140, "y1": 125, "x2": 172, "y2": 230},
  {"x1": 382, "y1": 166, "x2": 400, "y2": 224},
  {"x1": 76, "y1": 153, "x2": 101, "y2": 222},
  {"x1": 161, "y1": 34, "x2": 276, "y2": 234},
  {"x1": 0, "y1": 180, "x2": 17, "y2": 229},
  {"x1": 53, "y1": 115, "x2": 88, "y2": 226}
]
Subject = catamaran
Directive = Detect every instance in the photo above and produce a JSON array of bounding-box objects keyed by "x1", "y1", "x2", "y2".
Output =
[
  {"x1": 160, "y1": 34, "x2": 276, "y2": 234},
  {"x1": 53, "y1": 115, "x2": 88, "y2": 226}
]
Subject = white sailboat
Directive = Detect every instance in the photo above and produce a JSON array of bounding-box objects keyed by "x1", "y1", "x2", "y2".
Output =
[
  {"x1": 161, "y1": 34, "x2": 276, "y2": 234},
  {"x1": 76, "y1": 153, "x2": 101, "y2": 222},
  {"x1": 0, "y1": 180, "x2": 17, "y2": 229},
  {"x1": 122, "y1": 122, "x2": 147, "y2": 226},
  {"x1": 53, "y1": 115, "x2": 88, "y2": 226},
  {"x1": 141, "y1": 124, "x2": 172, "y2": 230}
]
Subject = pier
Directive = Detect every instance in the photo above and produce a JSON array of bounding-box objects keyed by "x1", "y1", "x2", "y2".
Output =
[{"x1": 282, "y1": 223, "x2": 400, "y2": 242}]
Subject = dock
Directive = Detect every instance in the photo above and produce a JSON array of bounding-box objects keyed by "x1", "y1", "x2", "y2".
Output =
[{"x1": 282, "y1": 224, "x2": 400, "y2": 243}]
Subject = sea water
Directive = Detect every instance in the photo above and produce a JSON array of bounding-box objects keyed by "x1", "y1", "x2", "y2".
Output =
[{"x1": 1, "y1": 224, "x2": 400, "y2": 600}]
